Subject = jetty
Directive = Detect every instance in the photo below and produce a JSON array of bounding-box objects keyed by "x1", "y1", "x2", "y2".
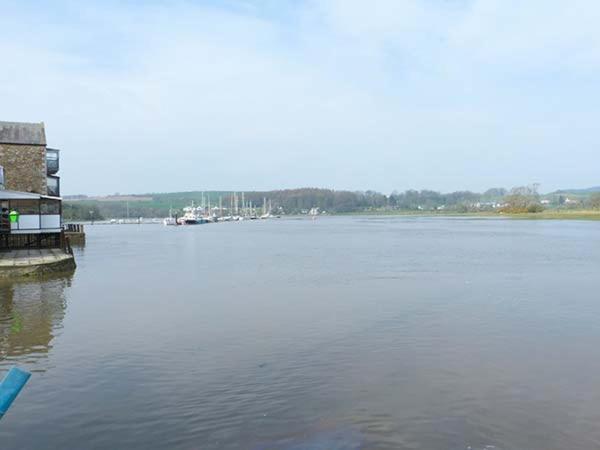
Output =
[{"x1": 64, "y1": 223, "x2": 86, "y2": 245}]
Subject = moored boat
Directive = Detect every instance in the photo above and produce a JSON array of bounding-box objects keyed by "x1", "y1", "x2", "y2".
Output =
[
  {"x1": 177, "y1": 204, "x2": 204, "y2": 225},
  {"x1": 163, "y1": 207, "x2": 177, "y2": 226}
]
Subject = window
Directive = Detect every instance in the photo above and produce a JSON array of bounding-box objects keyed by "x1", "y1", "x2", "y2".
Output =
[
  {"x1": 47, "y1": 176, "x2": 60, "y2": 197},
  {"x1": 9, "y1": 200, "x2": 40, "y2": 214},
  {"x1": 46, "y1": 149, "x2": 59, "y2": 160},
  {"x1": 40, "y1": 199, "x2": 60, "y2": 215},
  {"x1": 46, "y1": 148, "x2": 60, "y2": 174}
]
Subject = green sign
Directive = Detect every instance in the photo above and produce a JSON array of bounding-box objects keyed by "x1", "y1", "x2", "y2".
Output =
[{"x1": 9, "y1": 210, "x2": 19, "y2": 223}]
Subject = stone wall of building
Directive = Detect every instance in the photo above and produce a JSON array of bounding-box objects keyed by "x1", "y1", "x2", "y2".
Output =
[{"x1": 0, "y1": 144, "x2": 47, "y2": 195}]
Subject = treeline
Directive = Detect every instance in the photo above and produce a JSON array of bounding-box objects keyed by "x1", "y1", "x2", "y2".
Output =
[
  {"x1": 388, "y1": 188, "x2": 506, "y2": 211},
  {"x1": 242, "y1": 189, "x2": 388, "y2": 213},
  {"x1": 62, "y1": 203, "x2": 105, "y2": 221},
  {"x1": 62, "y1": 187, "x2": 600, "y2": 219},
  {"x1": 245, "y1": 187, "x2": 508, "y2": 213},
  {"x1": 70, "y1": 201, "x2": 164, "y2": 219}
]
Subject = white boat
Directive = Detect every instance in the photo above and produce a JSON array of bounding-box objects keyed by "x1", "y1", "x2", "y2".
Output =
[
  {"x1": 260, "y1": 198, "x2": 273, "y2": 219},
  {"x1": 177, "y1": 204, "x2": 204, "y2": 225},
  {"x1": 163, "y1": 208, "x2": 177, "y2": 226}
]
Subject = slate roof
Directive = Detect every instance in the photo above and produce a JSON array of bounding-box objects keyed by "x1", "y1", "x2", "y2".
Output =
[{"x1": 0, "y1": 121, "x2": 46, "y2": 146}]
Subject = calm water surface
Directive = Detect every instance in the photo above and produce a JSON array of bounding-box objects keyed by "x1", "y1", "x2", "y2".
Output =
[{"x1": 1, "y1": 217, "x2": 600, "y2": 450}]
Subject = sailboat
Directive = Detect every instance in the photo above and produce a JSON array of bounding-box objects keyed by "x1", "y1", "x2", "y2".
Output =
[{"x1": 260, "y1": 197, "x2": 273, "y2": 219}]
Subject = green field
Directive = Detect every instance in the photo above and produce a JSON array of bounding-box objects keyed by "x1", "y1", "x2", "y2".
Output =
[
  {"x1": 340, "y1": 209, "x2": 600, "y2": 221},
  {"x1": 502, "y1": 210, "x2": 600, "y2": 220}
]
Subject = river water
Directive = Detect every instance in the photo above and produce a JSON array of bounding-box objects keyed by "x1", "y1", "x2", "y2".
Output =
[{"x1": 1, "y1": 217, "x2": 600, "y2": 450}]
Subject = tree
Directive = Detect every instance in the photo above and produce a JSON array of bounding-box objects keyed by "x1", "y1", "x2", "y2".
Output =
[
  {"x1": 502, "y1": 185, "x2": 543, "y2": 213},
  {"x1": 63, "y1": 203, "x2": 105, "y2": 222},
  {"x1": 589, "y1": 193, "x2": 600, "y2": 210},
  {"x1": 483, "y1": 188, "x2": 507, "y2": 199}
]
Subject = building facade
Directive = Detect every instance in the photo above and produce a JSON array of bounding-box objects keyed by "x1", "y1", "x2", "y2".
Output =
[{"x1": 0, "y1": 121, "x2": 63, "y2": 249}]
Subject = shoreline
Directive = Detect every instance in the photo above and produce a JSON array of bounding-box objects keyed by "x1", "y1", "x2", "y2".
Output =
[
  {"x1": 331, "y1": 210, "x2": 600, "y2": 221},
  {"x1": 69, "y1": 210, "x2": 600, "y2": 223}
]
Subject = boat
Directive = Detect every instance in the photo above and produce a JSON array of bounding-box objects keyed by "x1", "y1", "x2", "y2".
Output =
[
  {"x1": 163, "y1": 217, "x2": 177, "y2": 226},
  {"x1": 260, "y1": 198, "x2": 273, "y2": 219},
  {"x1": 202, "y1": 213, "x2": 216, "y2": 223},
  {"x1": 177, "y1": 203, "x2": 204, "y2": 225},
  {"x1": 163, "y1": 207, "x2": 177, "y2": 226}
]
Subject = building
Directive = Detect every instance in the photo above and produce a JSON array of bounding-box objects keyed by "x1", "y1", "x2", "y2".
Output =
[{"x1": 0, "y1": 121, "x2": 63, "y2": 250}]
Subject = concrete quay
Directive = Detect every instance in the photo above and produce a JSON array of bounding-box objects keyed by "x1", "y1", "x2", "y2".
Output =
[{"x1": 0, "y1": 249, "x2": 76, "y2": 279}]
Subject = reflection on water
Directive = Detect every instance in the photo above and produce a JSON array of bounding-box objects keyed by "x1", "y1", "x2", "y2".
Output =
[{"x1": 0, "y1": 275, "x2": 71, "y2": 368}]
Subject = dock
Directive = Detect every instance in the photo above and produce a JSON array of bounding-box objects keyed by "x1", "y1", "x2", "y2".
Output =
[
  {"x1": 0, "y1": 248, "x2": 76, "y2": 279},
  {"x1": 64, "y1": 223, "x2": 86, "y2": 246}
]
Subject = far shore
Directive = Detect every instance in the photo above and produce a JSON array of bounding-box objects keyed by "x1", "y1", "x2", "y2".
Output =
[
  {"x1": 67, "y1": 209, "x2": 600, "y2": 223},
  {"x1": 334, "y1": 209, "x2": 600, "y2": 221}
]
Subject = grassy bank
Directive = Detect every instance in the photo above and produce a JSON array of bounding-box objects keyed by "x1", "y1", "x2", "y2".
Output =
[
  {"x1": 335, "y1": 209, "x2": 600, "y2": 220},
  {"x1": 501, "y1": 210, "x2": 600, "y2": 220}
]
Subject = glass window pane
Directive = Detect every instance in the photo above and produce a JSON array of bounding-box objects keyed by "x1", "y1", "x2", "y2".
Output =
[
  {"x1": 9, "y1": 200, "x2": 39, "y2": 214},
  {"x1": 47, "y1": 176, "x2": 60, "y2": 197},
  {"x1": 40, "y1": 199, "x2": 60, "y2": 215}
]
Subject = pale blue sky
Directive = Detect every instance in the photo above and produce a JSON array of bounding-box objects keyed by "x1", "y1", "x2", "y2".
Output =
[{"x1": 1, "y1": 0, "x2": 599, "y2": 195}]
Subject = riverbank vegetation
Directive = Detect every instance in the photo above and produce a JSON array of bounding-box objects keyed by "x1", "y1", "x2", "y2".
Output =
[
  {"x1": 63, "y1": 186, "x2": 600, "y2": 219},
  {"x1": 62, "y1": 203, "x2": 104, "y2": 222}
]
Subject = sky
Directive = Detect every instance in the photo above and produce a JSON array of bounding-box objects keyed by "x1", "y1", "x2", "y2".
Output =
[{"x1": 1, "y1": 0, "x2": 599, "y2": 195}]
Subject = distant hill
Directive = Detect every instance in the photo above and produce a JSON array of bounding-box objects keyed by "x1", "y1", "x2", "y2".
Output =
[{"x1": 552, "y1": 186, "x2": 600, "y2": 195}]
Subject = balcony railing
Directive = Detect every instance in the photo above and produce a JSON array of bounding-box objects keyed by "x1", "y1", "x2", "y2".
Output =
[
  {"x1": 46, "y1": 148, "x2": 60, "y2": 175},
  {"x1": 47, "y1": 176, "x2": 60, "y2": 197}
]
